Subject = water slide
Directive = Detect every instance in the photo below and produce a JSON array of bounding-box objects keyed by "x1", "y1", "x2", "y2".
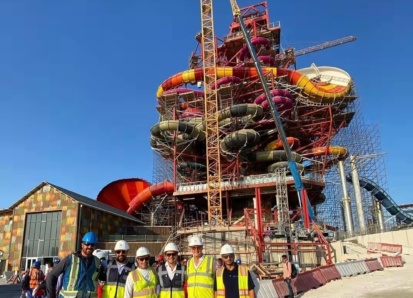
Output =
[
  {"x1": 157, "y1": 66, "x2": 353, "y2": 104},
  {"x1": 346, "y1": 176, "x2": 413, "y2": 225}
]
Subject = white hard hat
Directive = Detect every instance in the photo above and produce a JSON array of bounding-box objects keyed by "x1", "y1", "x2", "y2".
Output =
[
  {"x1": 114, "y1": 240, "x2": 130, "y2": 251},
  {"x1": 164, "y1": 242, "x2": 179, "y2": 253},
  {"x1": 93, "y1": 249, "x2": 109, "y2": 260},
  {"x1": 220, "y1": 244, "x2": 235, "y2": 255},
  {"x1": 188, "y1": 236, "x2": 203, "y2": 247},
  {"x1": 136, "y1": 247, "x2": 151, "y2": 258}
]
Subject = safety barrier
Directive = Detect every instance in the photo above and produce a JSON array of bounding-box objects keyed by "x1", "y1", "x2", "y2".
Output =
[
  {"x1": 292, "y1": 268, "x2": 325, "y2": 295},
  {"x1": 257, "y1": 279, "x2": 279, "y2": 298},
  {"x1": 273, "y1": 277, "x2": 292, "y2": 298},
  {"x1": 319, "y1": 264, "x2": 341, "y2": 282},
  {"x1": 335, "y1": 260, "x2": 370, "y2": 277},
  {"x1": 367, "y1": 242, "x2": 403, "y2": 254},
  {"x1": 364, "y1": 258, "x2": 383, "y2": 272},
  {"x1": 380, "y1": 255, "x2": 404, "y2": 268}
]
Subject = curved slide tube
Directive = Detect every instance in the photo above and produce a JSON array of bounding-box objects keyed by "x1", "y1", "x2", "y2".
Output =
[
  {"x1": 151, "y1": 120, "x2": 206, "y2": 142},
  {"x1": 255, "y1": 150, "x2": 302, "y2": 163},
  {"x1": 267, "y1": 161, "x2": 304, "y2": 174},
  {"x1": 220, "y1": 129, "x2": 260, "y2": 155},
  {"x1": 211, "y1": 76, "x2": 242, "y2": 90},
  {"x1": 127, "y1": 181, "x2": 175, "y2": 214},
  {"x1": 156, "y1": 67, "x2": 352, "y2": 104},
  {"x1": 346, "y1": 176, "x2": 413, "y2": 225},
  {"x1": 302, "y1": 146, "x2": 348, "y2": 160},
  {"x1": 265, "y1": 137, "x2": 301, "y2": 151},
  {"x1": 239, "y1": 37, "x2": 269, "y2": 60}
]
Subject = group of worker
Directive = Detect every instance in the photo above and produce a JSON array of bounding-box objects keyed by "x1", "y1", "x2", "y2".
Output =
[{"x1": 42, "y1": 232, "x2": 255, "y2": 298}]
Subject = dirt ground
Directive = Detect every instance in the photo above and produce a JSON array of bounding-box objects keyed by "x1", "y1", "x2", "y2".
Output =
[{"x1": 301, "y1": 254, "x2": 413, "y2": 298}]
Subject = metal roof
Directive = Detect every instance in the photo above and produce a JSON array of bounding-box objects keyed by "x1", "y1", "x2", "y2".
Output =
[{"x1": 9, "y1": 182, "x2": 143, "y2": 224}]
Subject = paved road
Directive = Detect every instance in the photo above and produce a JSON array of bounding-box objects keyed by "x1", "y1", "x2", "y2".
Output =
[{"x1": 0, "y1": 284, "x2": 22, "y2": 298}]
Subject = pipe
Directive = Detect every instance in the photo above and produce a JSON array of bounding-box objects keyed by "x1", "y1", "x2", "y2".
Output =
[
  {"x1": 338, "y1": 160, "x2": 354, "y2": 233},
  {"x1": 350, "y1": 155, "x2": 366, "y2": 231}
]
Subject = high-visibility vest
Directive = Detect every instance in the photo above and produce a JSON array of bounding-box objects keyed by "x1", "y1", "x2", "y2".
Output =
[
  {"x1": 130, "y1": 268, "x2": 158, "y2": 298},
  {"x1": 215, "y1": 264, "x2": 249, "y2": 298},
  {"x1": 29, "y1": 268, "x2": 45, "y2": 296},
  {"x1": 186, "y1": 256, "x2": 215, "y2": 298},
  {"x1": 102, "y1": 260, "x2": 135, "y2": 298},
  {"x1": 158, "y1": 263, "x2": 185, "y2": 298},
  {"x1": 60, "y1": 254, "x2": 101, "y2": 298}
]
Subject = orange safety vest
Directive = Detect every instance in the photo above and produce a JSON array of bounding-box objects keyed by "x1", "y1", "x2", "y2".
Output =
[
  {"x1": 215, "y1": 265, "x2": 249, "y2": 298},
  {"x1": 29, "y1": 268, "x2": 45, "y2": 296}
]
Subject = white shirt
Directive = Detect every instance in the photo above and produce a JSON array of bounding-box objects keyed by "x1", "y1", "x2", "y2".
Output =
[
  {"x1": 165, "y1": 262, "x2": 177, "y2": 281},
  {"x1": 116, "y1": 261, "x2": 126, "y2": 275}
]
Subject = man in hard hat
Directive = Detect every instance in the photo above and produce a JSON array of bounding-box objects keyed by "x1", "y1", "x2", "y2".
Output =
[
  {"x1": 157, "y1": 242, "x2": 186, "y2": 298},
  {"x1": 186, "y1": 235, "x2": 215, "y2": 298},
  {"x1": 214, "y1": 244, "x2": 255, "y2": 298},
  {"x1": 28, "y1": 261, "x2": 45, "y2": 298},
  {"x1": 46, "y1": 231, "x2": 103, "y2": 298},
  {"x1": 100, "y1": 240, "x2": 135, "y2": 298},
  {"x1": 124, "y1": 246, "x2": 158, "y2": 298}
]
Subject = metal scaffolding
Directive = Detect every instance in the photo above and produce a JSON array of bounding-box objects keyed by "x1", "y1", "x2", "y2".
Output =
[{"x1": 319, "y1": 99, "x2": 391, "y2": 232}]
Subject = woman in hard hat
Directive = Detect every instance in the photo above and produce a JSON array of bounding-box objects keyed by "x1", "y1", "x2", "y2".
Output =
[
  {"x1": 46, "y1": 231, "x2": 103, "y2": 298},
  {"x1": 101, "y1": 240, "x2": 135, "y2": 298},
  {"x1": 157, "y1": 242, "x2": 186, "y2": 298},
  {"x1": 124, "y1": 246, "x2": 159, "y2": 298},
  {"x1": 186, "y1": 235, "x2": 215, "y2": 298},
  {"x1": 215, "y1": 244, "x2": 255, "y2": 298}
]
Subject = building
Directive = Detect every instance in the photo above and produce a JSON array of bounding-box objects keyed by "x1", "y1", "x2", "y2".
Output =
[{"x1": 0, "y1": 181, "x2": 143, "y2": 274}]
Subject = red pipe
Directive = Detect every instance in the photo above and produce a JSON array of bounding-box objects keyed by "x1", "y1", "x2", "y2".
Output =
[{"x1": 127, "y1": 181, "x2": 174, "y2": 214}]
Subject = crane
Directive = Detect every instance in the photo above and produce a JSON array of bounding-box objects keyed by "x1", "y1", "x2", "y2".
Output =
[
  {"x1": 229, "y1": 0, "x2": 314, "y2": 228},
  {"x1": 279, "y1": 35, "x2": 357, "y2": 68},
  {"x1": 200, "y1": 0, "x2": 223, "y2": 225}
]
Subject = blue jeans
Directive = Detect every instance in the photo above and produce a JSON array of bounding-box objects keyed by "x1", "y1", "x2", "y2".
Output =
[{"x1": 285, "y1": 278, "x2": 294, "y2": 298}]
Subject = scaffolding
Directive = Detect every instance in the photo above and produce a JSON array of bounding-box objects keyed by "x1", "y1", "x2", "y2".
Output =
[{"x1": 320, "y1": 98, "x2": 391, "y2": 232}]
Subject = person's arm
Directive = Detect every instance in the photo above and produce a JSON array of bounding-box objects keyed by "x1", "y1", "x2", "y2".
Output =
[
  {"x1": 123, "y1": 273, "x2": 134, "y2": 298},
  {"x1": 46, "y1": 255, "x2": 70, "y2": 298},
  {"x1": 247, "y1": 271, "x2": 256, "y2": 298}
]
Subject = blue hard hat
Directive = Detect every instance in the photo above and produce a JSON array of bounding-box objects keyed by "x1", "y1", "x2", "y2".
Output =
[
  {"x1": 33, "y1": 261, "x2": 41, "y2": 267},
  {"x1": 53, "y1": 257, "x2": 60, "y2": 264},
  {"x1": 235, "y1": 259, "x2": 241, "y2": 265},
  {"x1": 82, "y1": 232, "x2": 98, "y2": 244}
]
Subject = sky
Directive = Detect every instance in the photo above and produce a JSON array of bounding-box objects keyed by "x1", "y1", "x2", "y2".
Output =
[{"x1": 0, "y1": 0, "x2": 412, "y2": 209}]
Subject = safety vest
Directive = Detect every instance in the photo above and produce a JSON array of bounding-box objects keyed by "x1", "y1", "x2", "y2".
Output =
[
  {"x1": 60, "y1": 254, "x2": 101, "y2": 298},
  {"x1": 29, "y1": 268, "x2": 45, "y2": 296},
  {"x1": 215, "y1": 264, "x2": 249, "y2": 298},
  {"x1": 186, "y1": 256, "x2": 215, "y2": 298},
  {"x1": 102, "y1": 260, "x2": 135, "y2": 298},
  {"x1": 130, "y1": 268, "x2": 158, "y2": 298},
  {"x1": 158, "y1": 263, "x2": 185, "y2": 298}
]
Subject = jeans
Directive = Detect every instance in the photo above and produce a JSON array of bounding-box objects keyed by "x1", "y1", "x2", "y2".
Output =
[{"x1": 285, "y1": 278, "x2": 294, "y2": 298}]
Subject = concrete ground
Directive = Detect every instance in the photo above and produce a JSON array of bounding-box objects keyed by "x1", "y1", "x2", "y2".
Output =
[
  {"x1": 301, "y1": 254, "x2": 413, "y2": 298},
  {"x1": 0, "y1": 276, "x2": 21, "y2": 298}
]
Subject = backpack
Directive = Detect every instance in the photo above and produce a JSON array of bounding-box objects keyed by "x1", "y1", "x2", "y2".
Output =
[{"x1": 290, "y1": 262, "x2": 297, "y2": 278}]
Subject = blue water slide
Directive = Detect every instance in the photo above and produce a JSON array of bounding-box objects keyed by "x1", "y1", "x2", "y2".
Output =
[{"x1": 346, "y1": 175, "x2": 413, "y2": 225}]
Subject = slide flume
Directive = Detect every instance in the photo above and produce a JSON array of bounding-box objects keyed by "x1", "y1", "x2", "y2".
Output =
[{"x1": 346, "y1": 176, "x2": 413, "y2": 225}]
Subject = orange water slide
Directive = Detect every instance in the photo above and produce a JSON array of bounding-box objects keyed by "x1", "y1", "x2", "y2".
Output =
[
  {"x1": 265, "y1": 137, "x2": 301, "y2": 151},
  {"x1": 156, "y1": 67, "x2": 351, "y2": 104},
  {"x1": 302, "y1": 146, "x2": 348, "y2": 160},
  {"x1": 97, "y1": 178, "x2": 151, "y2": 211},
  {"x1": 126, "y1": 181, "x2": 175, "y2": 214}
]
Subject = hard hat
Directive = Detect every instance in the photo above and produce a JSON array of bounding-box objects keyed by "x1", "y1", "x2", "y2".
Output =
[
  {"x1": 93, "y1": 249, "x2": 109, "y2": 260},
  {"x1": 235, "y1": 259, "x2": 242, "y2": 265},
  {"x1": 136, "y1": 247, "x2": 151, "y2": 258},
  {"x1": 164, "y1": 242, "x2": 179, "y2": 253},
  {"x1": 33, "y1": 261, "x2": 41, "y2": 268},
  {"x1": 114, "y1": 240, "x2": 130, "y2": 251},
  {"x1": 220, "y1": 244, "x2": 235, "y2": 255},
  {"x1": 82, "y1": 232, "x2": 98, "y2": 244},
  {"x1": 53, "y1": 257, "x2": 60, "y2": 264},
  {"x1": 188, "y1": 236, "x2": 203, "y2": 247}
]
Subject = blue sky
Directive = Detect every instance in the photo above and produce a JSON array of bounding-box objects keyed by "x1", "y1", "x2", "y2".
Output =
[{"x1": 0, "y1": 0, "x2": 411, "y2": 209}]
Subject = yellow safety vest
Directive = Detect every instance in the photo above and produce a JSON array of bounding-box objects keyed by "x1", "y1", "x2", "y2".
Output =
[
  {"x1": 130, "y1": 268, "x2": 158, "y2": 298},
  {"x1": 102, "y1": 261, "x2": 134, "y2": 298},
  {"x1": 215, "y1": 265, "x2": 249, "y2": 298},
  {"x1": 186, "y1": 256, "x2": 215, "y2": 298},
  {"x1": 60, "y1": 254, "x2": 101, "y2": 298}
]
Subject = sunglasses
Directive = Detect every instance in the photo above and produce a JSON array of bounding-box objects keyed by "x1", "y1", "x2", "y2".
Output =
[
  {"x1": 83, "y1": 242, "x2": 96, "y2": 247},
  {"x1": 166, "y1": 253, "x2": 177, "y2": 257},
  {"x1": 138, "y1": 257, "x2": 149, "y2": 261},
  {"x1": 115, "y1": 250, "x2": 126, "y2": 254},
  {"x1": 222, "y1": 254, "x2": 235, "y2": 259}
]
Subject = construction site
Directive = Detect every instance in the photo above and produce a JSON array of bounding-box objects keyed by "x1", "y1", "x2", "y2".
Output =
[{"x1": 96, "y1": 0, "x2": 413, "y2": 274}]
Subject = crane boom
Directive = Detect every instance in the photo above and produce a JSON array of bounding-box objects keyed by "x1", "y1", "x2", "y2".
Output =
[
  {"x1": 230, "y1": 0, "x2": 312, "y2": 228},
  {"x1": 200, "y1": 0, "x2": 223, "y2": 225}
]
